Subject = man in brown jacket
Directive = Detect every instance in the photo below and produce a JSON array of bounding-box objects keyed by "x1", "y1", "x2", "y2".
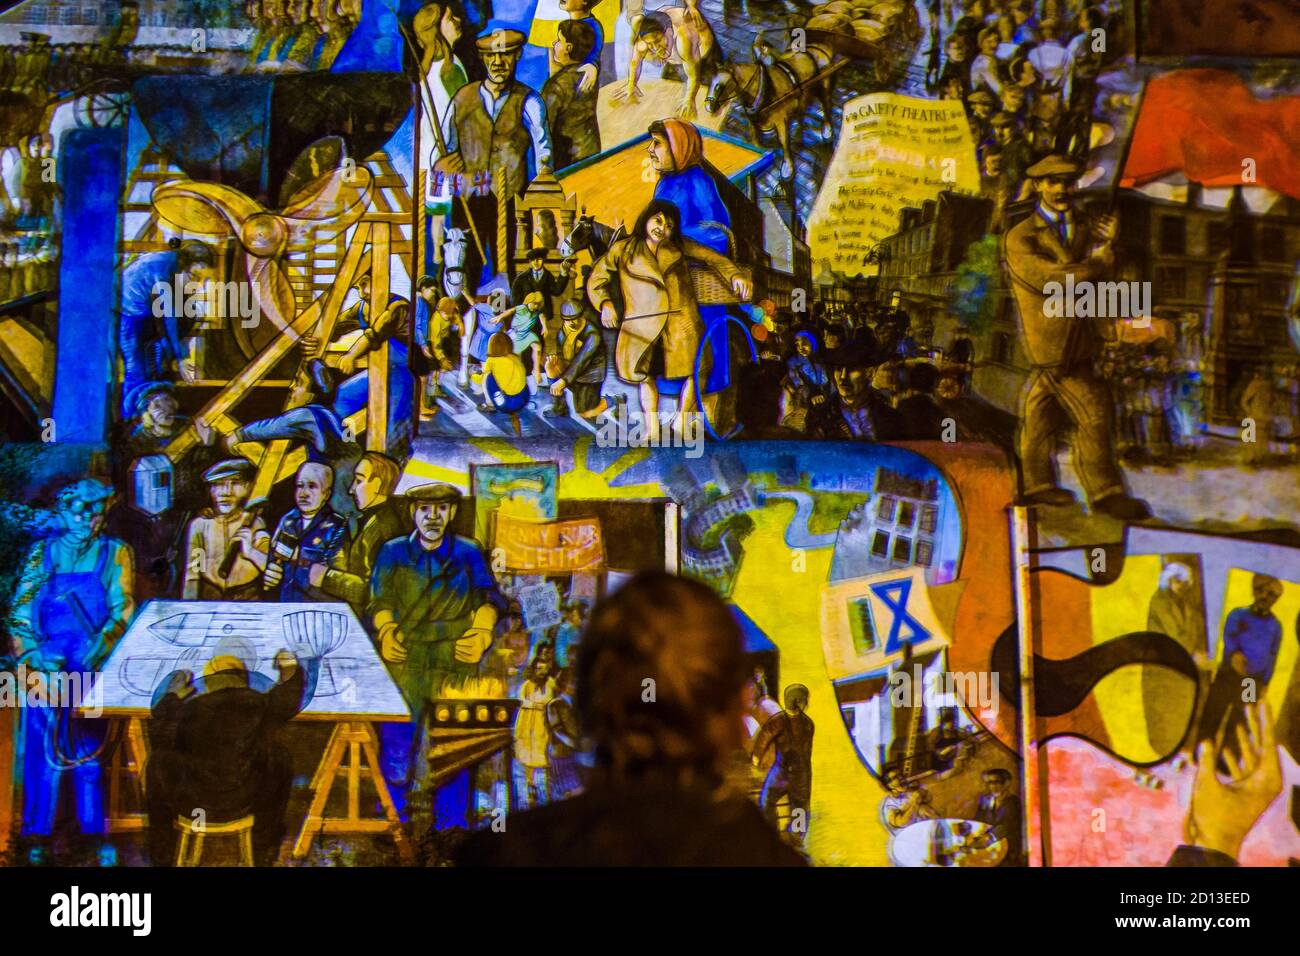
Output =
[
  {"x1": 436, "y1": 26, "x2": 553, "y2": 283},
  {"x1": 1003, "y1": 154, "x2": 1150, "y2": 521}
]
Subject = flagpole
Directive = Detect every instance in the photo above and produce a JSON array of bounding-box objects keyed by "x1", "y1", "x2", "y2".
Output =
[
  {"x1": 386, "y1": 3, "x2": 489, "y2": 268},
  {"x1": 1106, "y1": 76, "x2": 1150, "y2": 215},
  {"x1": 1012, "y1": 505, "x2": 1051, "y2": 867}
]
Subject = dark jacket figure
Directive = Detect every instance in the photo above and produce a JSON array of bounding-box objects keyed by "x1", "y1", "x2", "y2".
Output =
[
  {"x1": 147, "y1": 652, "x2": 308, "y2": 865},
  {"x1": 320, "y1": 498, "x2": 408, "y2": 610},
  {"x1": 457, "y1": 782, "x2": 801, "y2": 866},
  {"x1": 754, "y1": 685, "x2": 814, "y2": 841},
  {"x1": 511, "y1": 253, "x2": 571, "y2": 323},
  {"x1": 541, "y1": 19, "x2": 601, "y2": 170},
  {"x1": 973, "y1": 768, "x2": 1022, "y2": 866},
  {"x1": 546, "y1": 305, "x2": 608, "y2": 417},
  {"x1": 891, "y1": 363, "x2": 948, "y2": 440}
]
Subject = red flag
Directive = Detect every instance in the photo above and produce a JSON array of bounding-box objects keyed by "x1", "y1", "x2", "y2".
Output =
[{"x1": 1120, "y1": 69, "x2": 1300, "y2": 200}]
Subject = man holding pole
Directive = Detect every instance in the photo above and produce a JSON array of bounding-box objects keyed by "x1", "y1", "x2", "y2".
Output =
[
  {"x1": 435, "y1": 25, "x2": 553, "y2": 284},
  {"x1": 1002, "y1": 154, "x2": 1150, "y2": 521}
]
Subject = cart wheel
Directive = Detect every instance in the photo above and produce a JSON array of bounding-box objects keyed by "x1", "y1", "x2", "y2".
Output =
[{"x1": 74, "y1": 90, "x2": 130, "y2": 128}]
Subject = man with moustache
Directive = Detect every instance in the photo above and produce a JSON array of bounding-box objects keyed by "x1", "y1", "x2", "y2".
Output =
[{"x1": 1003, "y1": 154, "x2": 1149, "y2": 520}]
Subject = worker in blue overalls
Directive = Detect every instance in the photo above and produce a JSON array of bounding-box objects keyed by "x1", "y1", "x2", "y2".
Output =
[{"x1": 9, "y1": 479, "x2": 135, "y2": 862}]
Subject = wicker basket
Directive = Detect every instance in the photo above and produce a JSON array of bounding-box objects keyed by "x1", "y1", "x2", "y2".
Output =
[{"x1": 688, "y1": 260, "x2": 751, "y2": 305}]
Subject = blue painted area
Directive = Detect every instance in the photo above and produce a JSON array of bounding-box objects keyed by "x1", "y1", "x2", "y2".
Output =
[
  {"x1": 730, "y1": 603, "x2": 776, "y2": 655},
  {"x1": 385, "y1": 107, "x2": 416, "y2": 197},
  {"x1": 52, "y1": 128, "x2": 124, "y2": 446},
  {"x1": 332, "y1": 0, "x2": 424, "y2": 73},
  {"x1": 516, "y1": 44, "x2": 550, "y2": 95}
]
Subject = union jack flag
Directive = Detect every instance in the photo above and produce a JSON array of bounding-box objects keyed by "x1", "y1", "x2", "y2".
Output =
[{"x1": 468, "y1": 171, "x2": 493, "y2": 197}]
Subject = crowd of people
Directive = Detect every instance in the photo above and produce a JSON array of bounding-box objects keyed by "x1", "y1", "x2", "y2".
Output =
[
  {"x1": 244, "y1": 0, "x2": 363, "y2": 73},
  {"x1": 733, "y1": 297, "x2": 1014, "y2": 447},
  {"x1": 931, "y1": 1, "x2": 1122, "y2": 235},
  {"x1": 1096, "y1": 344, "x2": 1300, "y2": 464}
]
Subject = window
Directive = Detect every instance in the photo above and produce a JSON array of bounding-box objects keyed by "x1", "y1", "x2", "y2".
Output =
[
  {"x1": 1260, "y1": 226, "x2": 1286, "y2": 263},
  {"x1": 991, "y1": 331, "x2": 1013, "y2": 365},
  {"x1": 877, "y1": 496, "x2": 897, "y2": 521},
  {"x1": 897, "y1": 501, "x2": 915, "y2": 530},
  {"x1": 1206, "y1": 221, "x2": 1228, "y2": 257},
  {"x1": 872, "y1": 531, "x2": 890, "y2": 558},
  {"x1": 915, "y1": 540, "x2": 934, "y2": 566},
  {"x1": 1160, "y1": 216, "x2": 1186, "y2": 256},
  {"x1": 62, "y1": 6, "x2": 79, "y2": 23},
  {"x1": 83, "y1": 7, "x2": 99, "y2": 23},
  {"x1": 1157, "y1": 266, "x2": 1186, "y2": 301},
  {"x1": 893, "y1": 537, "x2": 912, "y2": 563},
  {"x1": 919, "y1": 504, "x2": 938, "y2": 533}
]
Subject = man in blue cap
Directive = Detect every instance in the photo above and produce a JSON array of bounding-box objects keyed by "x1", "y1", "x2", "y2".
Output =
[{"x1": 9, "y1": 478, "x2": 135, "y2": 860}]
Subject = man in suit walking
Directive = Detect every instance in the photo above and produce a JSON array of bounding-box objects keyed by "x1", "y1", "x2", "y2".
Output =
[
  {"x1": 974, "y1": 767, "x2": 1022, "y2": 865},
  {"x1": 1003, "y1": 154, "x2": 1150, "y2": 521}
]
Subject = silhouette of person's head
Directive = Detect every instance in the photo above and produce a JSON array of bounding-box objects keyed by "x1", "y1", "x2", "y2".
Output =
[{"x1": 576, "y1": 572, "x2": 748, "y2": 791}]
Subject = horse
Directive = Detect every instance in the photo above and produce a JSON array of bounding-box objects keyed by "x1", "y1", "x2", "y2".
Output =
[
  {"x1": 558, "y1": 212, "x2": 625, "y2": 260},
  {"x1": 437, "y1": 227, "x2": 474, "y2": 384},
  {"x1": 704, "y1": 43, "x2": 839, "y2": 180}
]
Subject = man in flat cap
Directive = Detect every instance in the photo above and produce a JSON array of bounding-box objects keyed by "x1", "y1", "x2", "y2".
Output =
[
  {"x1": 367, "y1": 481, "x2": 506, "y2": 815},
  {"x1": 436, "y1": 24, "x2": 553, "y2": 284},
  {"x1": 545, "y1": 299, "x2": 609, "y2": 420},
  {"x1": 965, "y1": 88, "x2": 998, "y2": 146},
  {"x1": 990, "y1": 111, "x2": 1032, "y2": 195},
  {"x1": 368, "y1": 482, "x2": 506, "y2": 706},
  {"x1": 1003, "y1": 155, "x2": 1150, "y2": 520},
  {"x1": 123, "y1": 381, "x2": 188, "y2": 457},
  {"x1": 182, "y1": 458, "x2": 269, "y2": 601}
]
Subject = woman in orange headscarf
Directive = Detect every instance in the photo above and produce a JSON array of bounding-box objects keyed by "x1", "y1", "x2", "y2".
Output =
[{"x1": 646, "y1": 118, "x2": 746, "y2": 433}]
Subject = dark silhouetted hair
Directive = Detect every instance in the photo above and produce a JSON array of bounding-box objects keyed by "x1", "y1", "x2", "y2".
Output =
[{"x1": 575, "y1": 572, "x2": 748, "y2": 792}]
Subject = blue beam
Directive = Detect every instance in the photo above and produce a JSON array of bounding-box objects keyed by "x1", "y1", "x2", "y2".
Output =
[{"x1": 52, "y1": 127, "x2": 124, "y2": 447}]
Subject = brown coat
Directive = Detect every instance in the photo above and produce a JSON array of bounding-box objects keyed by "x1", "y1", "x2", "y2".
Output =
[
  {"x1": 587, "y1": 235, "x2": 743, "y2": 383},
  {"x1": 1003, "y1": 207, "x2": 1113, "y2": 369}
]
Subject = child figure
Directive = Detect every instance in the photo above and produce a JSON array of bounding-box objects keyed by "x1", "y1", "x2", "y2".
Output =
[
  {"x1": 514, "y1": 657, "x2": 557, "y2": 808},
  {"x1": 502, "y1": 292, "x2": 547, "y2": 386},
  {"x1": 543, "y1": 18, "x2": 602, "y2": 170},
  {"x1": 474, "y1": 332, "x2": 531, "y2": 417}
]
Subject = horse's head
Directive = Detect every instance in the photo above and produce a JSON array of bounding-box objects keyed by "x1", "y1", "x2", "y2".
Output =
[
  {"x1": 441, "y1": 228, "x2": 467, "y2": 269},
  {"x1": 559, "y1": 214, "x2": 594, "y2": 258},
  {"x1": 705, "y1": 70, "x2": 735, "y2": 115}
]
